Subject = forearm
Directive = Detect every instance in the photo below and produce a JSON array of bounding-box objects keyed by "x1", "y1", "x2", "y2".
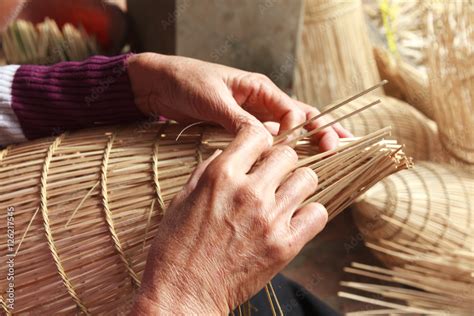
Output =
[{"x1": 0, "y1": 54, "x2": 146, "y2": 146}]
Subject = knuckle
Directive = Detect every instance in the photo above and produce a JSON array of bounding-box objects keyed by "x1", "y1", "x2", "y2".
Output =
[
  {"x1": 266, "y1": 240, "x2": 291, "y2": 262},
  {"x1": 278, "y1": 145, "x2": 298, "y2": 162},
  {"x1": 204, "y1": 161, "x2": 234, "y2": 183},
  {"x1": 251, "y1": 72, "x2": 272, "y2": 83},
  {"x1": 234, "y1": 184, "x2": 265, "y2": 210},
  {"x1": 296, "y1": 167, "x2": 318, "y2": 186},
  {"x1": 246, "y1": 125, "x2": 272, "y2": 148},
  {"x1": 250, "y1": 212, "x2": 271, "y2": 235}
]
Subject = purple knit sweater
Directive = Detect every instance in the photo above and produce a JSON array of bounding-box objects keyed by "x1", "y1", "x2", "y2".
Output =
[{"x1": 0, "y1": 54, "x2": 146, "y2": 145}]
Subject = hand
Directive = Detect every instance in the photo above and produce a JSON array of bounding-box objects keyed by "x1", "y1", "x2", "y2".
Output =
[
  {"x1": 132, "y1": 126, "x2": 328, "y2": 314},
  {"x1": 126, "y1": 53, "x2": 352, "y2": 151}
]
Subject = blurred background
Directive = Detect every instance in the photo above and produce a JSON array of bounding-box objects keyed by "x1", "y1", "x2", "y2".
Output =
[{"x1": 1, "y1": 0, "x2": 472, "y2": 314}]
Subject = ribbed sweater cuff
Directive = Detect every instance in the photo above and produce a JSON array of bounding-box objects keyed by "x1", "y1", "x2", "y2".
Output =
[{"x1": 11, "y1": 54, "x2": 146, "y2": 139}]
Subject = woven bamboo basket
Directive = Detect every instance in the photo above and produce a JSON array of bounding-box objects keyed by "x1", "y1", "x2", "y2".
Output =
[
  {"x1": 294, "y1": 0, "x2": 381, "y2": 108},
  {"x1": 0, "y1": 113, "x2": 409, "y2": 314},
  {"x1": 331, "y1": 95, "x2": 440, "y2": 162},
  {"x1": 427, "y1": 2, "x2": 474, "y2": 165},
  {"x1": 352, "y1": 161, "x2": 474, "y2": 268},
  {"x1": 373, "y1": 47, "x2": 432, "y2": 120}
]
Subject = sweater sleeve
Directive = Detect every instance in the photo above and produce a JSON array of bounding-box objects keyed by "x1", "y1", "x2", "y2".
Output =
[{"x1": 1, "y1": 54, "x2": 146, "y2": 145}]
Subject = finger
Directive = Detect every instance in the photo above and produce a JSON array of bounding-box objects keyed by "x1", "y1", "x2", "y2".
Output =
[
  {"x1": 183, "y1": 149, "x2": 222, "y2": 192},
  {"x1": 263, "y1": 121, "x2": 280, "y2": 136},
  {"x1": 294, "y1": 100, "x2": 341, "y2": 151},
  {"x1": 275, "y1": 167, "x2": 319, "y2": 214},
  {"x1": 332, "y1": 122, "x2": 354, "y2": 138},
  {"x1": 233, "y1": 73, "x2": 306, "y2": 135},
  {"x1": 289, "y1": 203, "x2": 328, "y2": 249},
  {"x1": 216, "y1": 124, "x2": 273, "y2": 174},
  {"x1": 210, "y1": 89, "x2": 263, "y2": 134},
  {"x1": 249, "y1": 145, "x2": 298, "y2": 191}
]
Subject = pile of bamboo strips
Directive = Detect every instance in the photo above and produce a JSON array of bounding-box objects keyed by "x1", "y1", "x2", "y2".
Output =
[
  {"x1": 352, "y1": 162, "x2": 474, "y2": 268},
  {"x1": 0, "y1": 86, "x2": 410, "y2": 314},
  {"x1": 1, "y1": 18, "x2": 99, "y2": 65},
  {"x1": 294, "y1": 0, "x2": 381, "y2": 108},
  {"x1": 427, "y1": 2, "x2": 474, "y2": 166},
  {"x1": 338, "y1": 215, "x2": 473, "y2": 315}
]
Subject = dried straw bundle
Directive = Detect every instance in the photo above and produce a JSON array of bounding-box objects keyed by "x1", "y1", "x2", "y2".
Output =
[
  {"x1": 352, "y1": 162, "x2": 474, "y2": 268},
  {"x1": 1, "y1": 18, "x2": 99, "y2": 65},
  {"x1": 294, "y1": 0, "x2": 381, "y2": 108},
  {"x1": 0, "y1": 96, "x2": 410, "y2": 314},
  {"x1": 331, "y1": 95, "x2": 440, "y2": 162},
  {"x1": 363, "y1": 0, "x2": 429, "y2": 68},
  {"x1": 338, "y1": 221, "x2": 474, "y2": 315},
  {"x1": 427, "y1": 2, "x2": 474, "y2": 165}
]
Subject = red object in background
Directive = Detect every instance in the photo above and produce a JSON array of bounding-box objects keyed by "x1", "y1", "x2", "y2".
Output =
[{"x1": 18, "y1": 0, "x2": 127, "y2": 53}]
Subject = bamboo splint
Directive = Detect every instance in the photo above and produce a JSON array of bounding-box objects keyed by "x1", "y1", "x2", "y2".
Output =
[
  {"x1": 0, "y1": 86, "x2": 410, "y2": 314},
  {"x1": 338, "y1": 216, "x2": 473, "y2": 315}
]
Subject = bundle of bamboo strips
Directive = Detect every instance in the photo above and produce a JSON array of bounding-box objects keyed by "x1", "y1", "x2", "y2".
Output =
[
  {"x1": 294, "y1": 0, "x2": 381, "y2": 108},
  {"x1": 330, "y1": 94, "x2": 440, "y2": 162},
  {"x1": 338, "y1": 218, "x2": 474, "y2": 315},
  {"x1": 352, "y1": 162, "x2": 474, "y2": 268},
  {"x1": 427, "y1": 2, "x2": 474, "y2": 166},
  {"x1": 0, "y1": 88, "x2": 410, "y2": 314},
  {"x1": 1, "y1": 18, "x2": 99, "y2": 65}
]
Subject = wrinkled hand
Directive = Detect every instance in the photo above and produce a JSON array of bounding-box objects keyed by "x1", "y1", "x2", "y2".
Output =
[
  {"x1": 127, "y1": 53, "x2": 352, "y2": 151},
  {"x1": 132, "y1": 127, "x2": 328, "y2": 315}
]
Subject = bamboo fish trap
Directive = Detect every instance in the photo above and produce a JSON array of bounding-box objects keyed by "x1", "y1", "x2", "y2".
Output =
[
  {"x1": 373, "y1": 47, "x2": 432, "y2": 120},
  {"x1": 331, "y1": 95, "x2": 440, "y2": 162},
  {"x1": 0, "y1": 91, "x2": 411, "y2": 314},
  {"x1": 294, "y1": 0, "x2": 381, "y2": 108},
  {"x1": 1, "y1": 18, "x2": 99, "y2": 65},
  {"x1": 427, "y1": 2, "x2": 474, "y2": 166},
  {"x1": 352, "y1": 161, "x2": 474, "y2": 268},
  {"x1": 338, "y1": 220, "x2": 474, "y2": 315}
]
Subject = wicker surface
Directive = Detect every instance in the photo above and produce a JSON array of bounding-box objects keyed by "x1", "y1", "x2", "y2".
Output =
[
  {"x1": 353, "y1": 162, "x2": 474, "y2": 267},
  {"x1": 428, "y1": 3, "x2": 474, "y2": 165},
  {"x1": 373, "y1": 47, "x2": 432, "y2": 120},
  {"x1": 294, "y1": 0, "x2": 381, "y2": 108},
  {"x1": 0, "y1": 121, "x2": 409, "y2": 314}
]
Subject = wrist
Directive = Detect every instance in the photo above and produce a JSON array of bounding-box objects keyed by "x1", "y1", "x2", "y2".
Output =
[
  {"x1": 132, "y1": 283, "x2": 227, "y2": 315},
  {"x1": 126, "y1": 52, "x2": 169, "y2": 117}
]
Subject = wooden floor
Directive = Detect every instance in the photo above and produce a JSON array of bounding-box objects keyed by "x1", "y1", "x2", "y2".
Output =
[{"x1": 283, "y1": 207, "x2": 382, "y2": 314}]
